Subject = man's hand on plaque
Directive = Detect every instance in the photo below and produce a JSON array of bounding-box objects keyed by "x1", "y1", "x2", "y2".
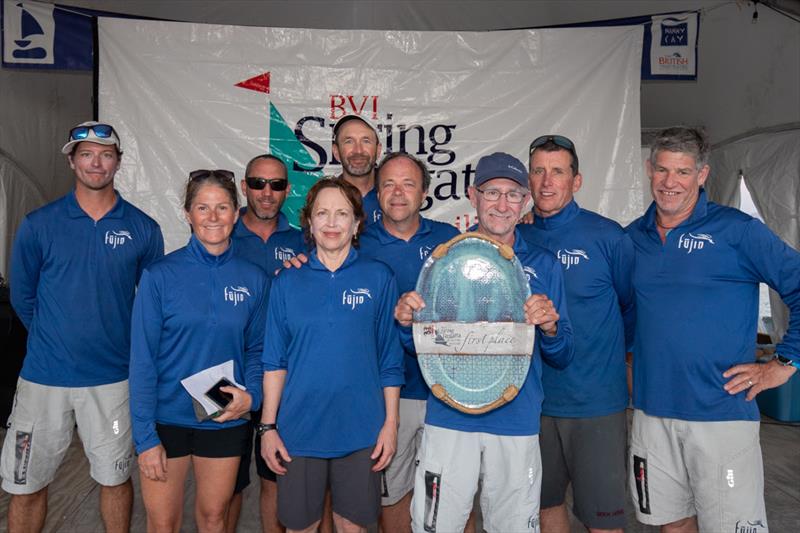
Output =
[
  {"x1": 395, "y1": 291, "x2": 426, "y2": 327},
  {"x1": 524, "y1": 294, "x2": 559, "y2": 336}
]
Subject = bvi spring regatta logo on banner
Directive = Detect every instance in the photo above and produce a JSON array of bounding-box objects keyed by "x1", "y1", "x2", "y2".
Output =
[
  {"x1": 99, "y1": 19, "x2": 643, "y2": 253},
  {"x1": 235, "y1": 71, "x2": 474, "y2": 231}
]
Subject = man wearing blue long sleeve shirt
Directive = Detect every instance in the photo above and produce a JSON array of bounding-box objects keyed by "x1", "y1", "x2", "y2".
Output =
[
  {"x1": 395, "y1": 152, "x2": 573, "y2": 533},
  {"x1": 229, "y1": 153, "x2": 304, "y2": 533},
  {"x1": 232, "y1": 154, "x2": 305, "y2": 276},
  {"x1": 626, "y1": 127, "x2": 800, "y2": 533},
  {"x1": 1, "y1": 121, "x2": 164, "y2": 533},
  {"x1": 333, "y1": 114, "x2": 383, "y2": 226},
  {"x1": 360, "y1": 152, "x2": 460, "y2": 532},
  {"x1": 519, "y1": 135, "x2": 634, "y2": 533}
]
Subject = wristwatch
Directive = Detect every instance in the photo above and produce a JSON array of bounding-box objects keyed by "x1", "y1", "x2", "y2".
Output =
[
  {"x1": 255, "y1": 423, "x2": 278, "y2": 436},
  {"x1": 774, "y1": 355, "x2": 800, "y2": 370}
]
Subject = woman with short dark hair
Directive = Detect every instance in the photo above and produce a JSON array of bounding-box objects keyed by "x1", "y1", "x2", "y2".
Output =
[{"x1": 259, "y1": 178, "x2": 404, "y2": 533}]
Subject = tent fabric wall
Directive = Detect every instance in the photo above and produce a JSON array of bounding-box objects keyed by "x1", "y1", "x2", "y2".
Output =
[
  {"x1": 0, "y1": 150, "x2": 47, "y2": 277},
  {"x1": 0, "y1": 65, "x2": 92, "y2": 277},
  {"x1": 710, "y1": 128, "x2": 800, "y2": 342}
]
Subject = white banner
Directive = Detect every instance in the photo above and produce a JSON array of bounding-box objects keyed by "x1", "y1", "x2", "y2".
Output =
[{"x1": 98, "y1": 19, "x2": 643, "y2": 253}]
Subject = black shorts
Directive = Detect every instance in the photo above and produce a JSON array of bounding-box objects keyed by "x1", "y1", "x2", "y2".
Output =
[
  {"x1": 277, "y1": 447, "x2": 381, "y2": 530},
  {"x1": 233, "y1": 416, "x2": 277, "y2": 494},
  {"x1": 156, "y1": 423, "x2": 250, "y2": 459},
  {"x1": 539, "y1": 411, "x2": 628, "y2": 529}
]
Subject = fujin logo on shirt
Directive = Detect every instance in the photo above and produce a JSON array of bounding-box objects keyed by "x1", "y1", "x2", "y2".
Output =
[
  {"x1": 342, "y1": 288, "x2": 371, "y2": 310},
  {"x1": 523, "y1": 266, "x2": 538, "y2": 282},
  {"x1": 224, "y1": 286, "x2": 251, "y2": 306},
  {"x1": 104, "y1": 230, "x2": 133, "y2": 249},
  {"x1": 734, "y1": 520, "x2": 767, "y2": 533},
  {"x1": 678, "y1": 232, "x2": 714, "y2": 254},
  {"x1": 274, "y1": 246, "x2": 297, "y2": 262},
  {"x1": 419, "y1": 245, "x2": 434, "y2": 260},
  {"x1": 557, "y1": 249, "x2": 589, "y2": 270}
]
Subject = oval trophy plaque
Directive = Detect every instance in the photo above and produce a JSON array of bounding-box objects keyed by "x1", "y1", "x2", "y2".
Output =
[{"x1": 413, "y1": 232, "x2": 536, "y2": 414}]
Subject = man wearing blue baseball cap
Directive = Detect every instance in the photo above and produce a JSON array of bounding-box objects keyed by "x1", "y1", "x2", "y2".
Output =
[
  {"x1": 1, "y1": 121, "x2": 164, "y2": 532},
  {"x1": 395, "y1": 152, "x2": 574, "y2": 533}
]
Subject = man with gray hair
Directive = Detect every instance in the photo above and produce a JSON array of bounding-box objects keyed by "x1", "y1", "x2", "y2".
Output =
[{"x1": 626, "y1": 126, "x2": 800, "y2": 532}]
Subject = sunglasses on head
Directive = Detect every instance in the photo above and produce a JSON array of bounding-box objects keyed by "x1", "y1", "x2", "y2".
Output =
[
  {"x1": 68, "y1": 124, "x2": 117, "y2": 142},
  {"x1": 189, "y1": 169, "x2": 235, "y2": 182},
  {"x1": 245, "y1": 177, "x2": 289, "y2": 191},
  {"x1": 529, "y1": 135, "x2": 576, "y2": 154}
]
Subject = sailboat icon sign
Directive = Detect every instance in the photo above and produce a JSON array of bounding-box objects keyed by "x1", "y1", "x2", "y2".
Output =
[{"x1": 4, "y1": 1, "x2": 55, "y2": 64}]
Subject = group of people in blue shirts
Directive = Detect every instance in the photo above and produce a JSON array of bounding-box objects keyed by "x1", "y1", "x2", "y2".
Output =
[{"x1": 2, "y1": 116, "x2": 799, "y2": 533}]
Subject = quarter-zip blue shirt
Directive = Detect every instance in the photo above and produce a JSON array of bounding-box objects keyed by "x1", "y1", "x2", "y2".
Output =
[
  {"x1": 10, "y1": 190, "x2": 163, "y2": 387},
  {"x1": 425, "y1": 228, "x2": 574, "y2": 436},
  {"x1": 519, "y1": 200, "x2": 635, "y2": 417},
  {"x1": 626, "y1": 189, "x2": 800, "y2": 421},
  {"x1": 129, "y1": 236, "x2": 269, "y2": 453},
  {"x1": 360, "y1": 217, "x2": 461, "y2": 400},
  {"x1": 262, "y1": 247, "x2": 404, "y2": 458},
  {"x1": 231, "y1": 210, "x2": 305, "y2": 277}
]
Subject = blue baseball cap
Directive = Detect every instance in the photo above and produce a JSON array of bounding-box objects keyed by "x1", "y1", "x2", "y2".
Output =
[{"x1": 474, "y1": 152, "x2": 529, "y2": 189}]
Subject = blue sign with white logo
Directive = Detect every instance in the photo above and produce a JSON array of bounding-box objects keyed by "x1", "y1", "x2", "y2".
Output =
[
  {"x1": 2, "y1": 0, "x2": 142, "y2": 70},
  {"x1": 660, "y1": 19, "x2": 688, "y2": 46}
]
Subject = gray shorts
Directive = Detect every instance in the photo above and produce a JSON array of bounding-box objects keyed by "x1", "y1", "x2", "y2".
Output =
[
  {"x1": 411, "y1": 425, "x2": 541, "y2": 533},
  {"x1": 630, "y1": 409, "x2": 768, "y2": 532},
  {"x1": 277, "y1": 447, "x2": 381, "y2": 530},
  {"x1": 382, "y1": 398, "x2": 425, "y2": 506},
  {"x1": 1, "y1": 378, "x2": 133, "y2": 494},
  {"x1": 540, "y1": 411, "x2": 627, "y2": 529}
]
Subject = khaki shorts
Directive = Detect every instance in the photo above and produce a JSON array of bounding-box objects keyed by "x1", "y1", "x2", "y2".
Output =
[
  {"x1": 411, "y1": 425, "x2": 541, "y2": 533},
  {"x1": 629, "y1": 409, "x2": 768, "y2": 532},
  {"x1": 382, "y1": 398, "x2": 426, "y2": 506},
  {"x1": 1, "y1": 378, "x2": 133, "y2": 494}
]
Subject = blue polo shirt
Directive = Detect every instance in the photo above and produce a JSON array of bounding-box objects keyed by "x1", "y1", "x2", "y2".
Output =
[
  {"x1": 519, "y1": 200, "x2": 635, "y2": 417},
  {"x1": 626, "y1": 189, "x2": 800, "y2": 422},
  {"x1": 425, "y1": 228, "x2": 574, "y2": 436},
  {"x1": 335, "y1": 174, "x2": 381, "y2": 226},
  {"x1": 362, "y1": 188, "x2": 382, "y2": 227},
  {"x1": 360, "y1": 217, "x2": 461, "y2": 399},
  {"x1": 231, "y1": 210, "x2": 305, "y2": 276},
  {"x1": 129, "y1": 236, "x2": 269, "y2": 453},
  {"x1": 262, "y1": 248, "x2": 404, "y2": 458},
  {"x1": 10, "y1": 190, "x2": 163, "y2": 387}
]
